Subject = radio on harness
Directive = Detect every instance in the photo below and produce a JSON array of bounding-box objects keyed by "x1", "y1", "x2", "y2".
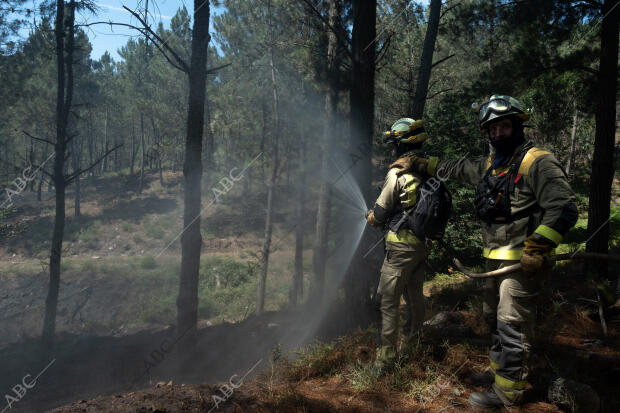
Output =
[{"x1": 474, "y1": 151, "x2": 536, "y2": 224}]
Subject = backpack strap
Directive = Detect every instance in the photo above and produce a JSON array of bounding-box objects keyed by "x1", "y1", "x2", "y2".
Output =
[
  {"x1": 507, "y1": 150, "x2": 528, "y2": 193},
  {"x1": 518, "y1": 147, "x2": 551, "y2": 175}
]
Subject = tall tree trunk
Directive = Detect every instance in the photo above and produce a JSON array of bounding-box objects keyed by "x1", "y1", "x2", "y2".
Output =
[
  {"x1": 130, "y1": 119, "x2": 136, "y2": 176},
  {"x1": 203, "y1": 96, "x2": 215, "y2": 182},
  {"x1": 37, "y1": 144, "x2": 48, "y2": 201},
  {"x1": 257, "y1": 1, "x2": 280, "y2": 316},
  {"x1": 150, "y1": 115, "x2": 164, "y2": 186},
  {"x1": 406, "y1": 63, "x2": 415, "y2": 115},
  {"x1": 2, "y1": 141, "x2": 7, "y2": 185},
  {"x1": 176, "y1": 0, "x2": 210, "y2": 352},
  {"x1": 42, "y1": 0, "x2": 75, "y2": 354},
  {"x1": 344, "y1": 0, "x2": 376, "y2": 330},
  {"x1": 114, "y1": 115, "x2": 119, "y2": 172},
  {"x1": 292, "y1": 138, "x2": 306, "y2": 307},
  {"x1": 411, "y1": 0, "x2": 441, "y2": 119},
  {"x1": 29, "y1": 140, "x2": 35, "y2": 191},
  {"x1": 487, "y1": 0, "x2": 497, "y2": 70},
  {"x1": 139, "y1": 112, "x2": 145, "y2": 193},
  {"x1": 87, "y1": 110, "x2": 94, "y2": 183},
  {"x1": 71, "y1": 138, "x2": 80, "y2": 217},
  {"x1": 260, "y1": 106, "x2": 267, "y2": 184},
  {"x1": 312, "y1": 0, "x2": 341, "y2": 303},
  {"x1": 566, "y1": 109, "x2": 578, "y2": 176},
  {"x1": 586, "y1": 0, "x2": 619, "y2": 280},
  {"x1": 102, "y1": 108, "x2": 109, "y2": 173}
]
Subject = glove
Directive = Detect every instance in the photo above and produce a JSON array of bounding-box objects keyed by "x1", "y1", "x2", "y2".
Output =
[
  {"x1": 521, "y1": 235, "x2": 554, "y2": 272},
  {"x1": 390, "y1": 155, "x2": 430, "y2": 176},
  {"x1": 366, "y1": 210, "x2": 383, "y2": 227}
]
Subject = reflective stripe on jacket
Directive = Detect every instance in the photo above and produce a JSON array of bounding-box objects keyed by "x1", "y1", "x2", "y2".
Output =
[
  {"x1": 435, "y1": 141, "x2": 577, "y2": 260},
  {"x1": 374, "y1": 155, "x2": 426, "y2": 250}
]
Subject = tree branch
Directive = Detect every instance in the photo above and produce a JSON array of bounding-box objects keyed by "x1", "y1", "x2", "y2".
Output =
[
  {"x1": 431, "y1": 53, "x2": 455, "y2": 68},
  {"x1": 66, "y1": 132, "x2": 77, "y2": 146},
  {"x1": 206, "y1": 62, "x2": 232, "y2": 74},
  {"x1": 375, "y1": 33, "x2": 393, "y2": 66},
  {"x1": 28, "y1": 162, "x2": 54, "y2": 179},
  {"x1": 440, "y1": 3, "x2": 461, "y2": 19},
  {"x1": 521, "y1": 64, "x2": 599, "y2": 77},
  {"x1": 79, "y1": 20, "x2": 189, "y2": 73},
  {"x1": 122, "y1": 6, "x2": 190, "y2": 72},
  {"x1": 22, "y1": 130, "x2": 54, "y2": 146},
  {"x1": 299, "y1": 0, "x2": 352, "y2": 56},
  {"x1": 573, "y1": 0, "x2": 603, "y2": 9},
  {"x1": 150, "y1": 39, "x2": 188, "y2": 72},
  {"x1": 65, "y1": 144, "x2": 123, "y2": 184},
  {"x1": 426, "y1": 88, "x2": 454, "y2": 100}
]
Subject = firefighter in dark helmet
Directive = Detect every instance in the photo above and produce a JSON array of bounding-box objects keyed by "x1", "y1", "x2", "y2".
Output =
[{"x1": 401, "y1": 95, "x2": 578, "y2": 408}]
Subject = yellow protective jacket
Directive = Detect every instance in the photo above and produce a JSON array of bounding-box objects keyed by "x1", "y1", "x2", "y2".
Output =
[
  {"x1": 372, "y1": 152, "x2": 426, "y2": 251},
  {"x1": 430, "y1": 140, "x2": 578, "y2": 260}
]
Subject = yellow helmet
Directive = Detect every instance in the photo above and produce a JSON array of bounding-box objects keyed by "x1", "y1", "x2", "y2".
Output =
[{"x1": 382, "y1": 118, "x2": 428, "y2": 145}]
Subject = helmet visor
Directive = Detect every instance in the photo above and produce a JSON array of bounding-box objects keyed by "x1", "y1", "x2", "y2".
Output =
[{"x1": 479, "y1": 98, "x2": 512, "y2": 123}]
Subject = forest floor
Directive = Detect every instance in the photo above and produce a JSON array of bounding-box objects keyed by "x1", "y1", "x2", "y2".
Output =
[
  {"x1": 45, "y1": 264, "x2": 620, "y2": 413},
  {"x1": 1, "y1": 262, "x2": 618, "y2": 412},
  {"x1": 2, "y1": 170, "x2": 620, "y2": 412}
]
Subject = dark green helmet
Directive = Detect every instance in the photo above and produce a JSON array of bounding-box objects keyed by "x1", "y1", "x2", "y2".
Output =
[{"x1": 473, "y1": 95, "x2": 531, "y2": 133}]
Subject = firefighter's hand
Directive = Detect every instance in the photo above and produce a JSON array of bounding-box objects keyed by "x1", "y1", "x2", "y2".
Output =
[
  {"x1": 391, "y1": 155, "x2": 430, "y2": 176},
  {"x1": 366, "y1": 210, "x2": 382, "y2": 227},
  {"x1": 521, "y1": 235, "x2": 553, "y2": 272}
]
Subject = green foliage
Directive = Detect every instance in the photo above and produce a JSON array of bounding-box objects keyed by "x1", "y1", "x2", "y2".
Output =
[
  {"x1": 428, "y1": 185, "x2": 484, "y2": 270},
  {"x1": 558, "y1": 204, "x2": 620, "y2": 253},
  {"x1": 407, "y1": 365, "x2": 440, "y2": 403},
  {"x1": 424, "y1": 272, "x2": 462, "y2": 289},
  {"x1": 388, "y1": 356, "x2": 419, "y2": 392},
  {"x1": 292, "y1": 341, "x2": 338, "y2": 377},
  {"x1": 345, "y1": 361, "x2": 380, "y2": 391},
  {"x1": 80, "y1": 259, "x2": 98, "y2": 274},
  {"x1": 60, "y1": 260, "x2": 72, "y2": 271},
  {"x1": 0, "y1": 205, "x2": 16, "y2": 220},
  {"x1": 200, "y1": 256, "x2": 256, "y2": 289},
  {"x1": 140, "y1": 255, "x2": 158, "y2": 270},
  {"x1": 144, "y1": 224, "x2": 165, "y2": 239},
  {"x1": 76, "y1": 224, "x2": 101, "y2": 242},
  {"x1": 197, "y1": 256, "x2": 258, "y2": 319}
]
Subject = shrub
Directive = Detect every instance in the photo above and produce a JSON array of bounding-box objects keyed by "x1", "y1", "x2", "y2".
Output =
[{"x1": 140, "y1": 255, "x2": 158, "y2": 269}]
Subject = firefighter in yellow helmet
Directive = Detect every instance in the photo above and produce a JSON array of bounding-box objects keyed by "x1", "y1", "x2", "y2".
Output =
[
  {"x1": 402, "y1": 95, "x2": 578, "y2": 408},
  {"x1": 366, "y1": 118, "x2": 430, "y2": 375}
]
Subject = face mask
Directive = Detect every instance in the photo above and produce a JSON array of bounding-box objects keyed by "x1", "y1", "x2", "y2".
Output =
[
  {"x1": 489, "y1": 130, "x2": 525, "y2": 169},
  {"x1": 490, "y1": 135, "x2": 518, "y2": 154}
]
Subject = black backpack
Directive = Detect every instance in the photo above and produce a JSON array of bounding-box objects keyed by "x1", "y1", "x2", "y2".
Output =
[
  {"x1": 410, "y1": 178, "x2": 453, "y2": 240},
  {"x1": 387, "y1": 178, "x2": 453, "y2": 240}
]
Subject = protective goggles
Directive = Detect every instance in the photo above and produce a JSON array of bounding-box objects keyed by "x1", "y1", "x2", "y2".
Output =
[
  {"x1": 477, "y1": 98, "x2": 518, "y2": 123},
  {"x1": 382, "y1": 120, "x2": 425, "y2": 143}
]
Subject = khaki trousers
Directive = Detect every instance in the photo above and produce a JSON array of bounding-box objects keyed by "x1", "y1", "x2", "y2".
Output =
[{"x1": 375, "y1": 248, "x2": 428, "y2": 366}]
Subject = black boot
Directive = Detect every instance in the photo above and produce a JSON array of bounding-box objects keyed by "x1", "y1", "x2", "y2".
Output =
[
  {"x1": 469, "y1": 370, "x2": 494, "y2": 386},
  {"x1": 469, "y1": 387, "x2": 505, "y2": 409}
]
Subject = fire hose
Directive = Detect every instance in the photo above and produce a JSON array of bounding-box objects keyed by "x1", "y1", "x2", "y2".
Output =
[{"x1": 439, "y1": 240, "x2": 620, "y2": 279}]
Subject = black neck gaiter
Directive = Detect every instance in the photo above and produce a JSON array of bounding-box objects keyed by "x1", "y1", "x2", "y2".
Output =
[{"x1": 489, "y1": 130, "x2": 525, "y2": 169}]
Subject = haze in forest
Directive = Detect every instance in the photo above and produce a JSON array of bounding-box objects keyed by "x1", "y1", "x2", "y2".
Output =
[{"x1": 0, "y1": 0, "x2": 618, "y2": 412}]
